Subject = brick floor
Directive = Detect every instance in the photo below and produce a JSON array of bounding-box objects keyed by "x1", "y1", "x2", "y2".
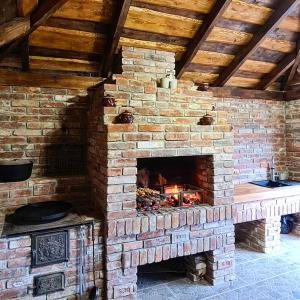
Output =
[{"x1": 138, "y1": 234, "x2": 300, "y2": 300}]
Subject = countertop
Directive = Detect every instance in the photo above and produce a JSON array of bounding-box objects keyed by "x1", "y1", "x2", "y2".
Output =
[{"x1": 234, "y1": 183, "x2": 300, "y2": 203}]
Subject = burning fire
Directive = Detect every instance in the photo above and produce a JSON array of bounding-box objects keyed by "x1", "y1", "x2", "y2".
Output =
[
  {"x1": 136, "y1": 183, "x2": 203, "y2": 211},
  {"x1": 164, "y1": 184, "x2": 183, "y2": 194}
]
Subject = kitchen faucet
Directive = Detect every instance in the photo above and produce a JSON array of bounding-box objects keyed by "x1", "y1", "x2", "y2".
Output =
[{"x1": 270, "y1": 156, "x2": 276, "y2": 181}]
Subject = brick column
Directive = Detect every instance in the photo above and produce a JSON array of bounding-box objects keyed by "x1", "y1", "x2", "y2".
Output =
[
  {"x1": 236, "y1": 217, "x2": 281, "y2": 253},
  {"x1": 205, "y1": 246, "x2": 235, "y2": 285},
  {"x1": 205, "y1": 220, "x2": 235, "y2": 284},
  {"x1": 292, "y1": 213, "x2": 300, "y2": 235}
]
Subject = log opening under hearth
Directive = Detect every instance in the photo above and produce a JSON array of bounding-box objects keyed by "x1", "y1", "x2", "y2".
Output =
[
  {"x1": 137, "y1": 254, "x2": 208, "y2": 289},
  {"x1": 136, "y1": 155, "x2": 213, "y2": 211}
]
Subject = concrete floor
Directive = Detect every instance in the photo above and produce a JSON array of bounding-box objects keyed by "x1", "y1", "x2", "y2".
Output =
[{"x1": 137, "y1": 234, "x2": 300, "y2": 300}]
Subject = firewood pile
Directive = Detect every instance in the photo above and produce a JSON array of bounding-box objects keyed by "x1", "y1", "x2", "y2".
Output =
[{"x1": 136, "y1": 187, "x2": 161, "y2": 211}]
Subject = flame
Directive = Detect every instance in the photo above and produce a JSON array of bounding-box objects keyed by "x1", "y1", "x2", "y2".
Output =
[
  {"x1": 172, "y1": 184, "x2": 179, "y2": 193},
  {"x1": 164, "y1": 184, "x2": 183, "y2": 194}
]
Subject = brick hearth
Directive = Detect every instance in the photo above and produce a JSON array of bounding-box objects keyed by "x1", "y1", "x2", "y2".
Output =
[{"x1": 87, "y1": 47, "x2": 235, "y2": 299}]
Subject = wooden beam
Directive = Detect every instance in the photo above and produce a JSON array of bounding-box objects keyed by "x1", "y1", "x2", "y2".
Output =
[
  {"x1": 30, "y1": 0, "x2": 69, "y2": 31},
  {"x1": 213, "y1": 0, "x2": 300, "y2": 87},
  {"x1": 0, "y1": 17, "x2": 30, "y2": 47},
  {"x1": 0, "y1": 0, "x2": 17, "y2": 26},
  {"x1": 17, "y1": 0, "x2": 39, "y2": 17},
  {"x1": 101, "y1": 0, "x2": 132, "y2": 77},
  {"x1": 256, "y1": 52, "x2": 296, "y2": 90},
  {"x1": 208, "y1": 86, "x2": 286, "y2": 101},
  {"x1": 0, "y1": 69, "x2": 100, "y2": 89},
  {"x1": 29, "y1": 46, "x2": 102, "y2": 61},
  {"x1": 45, "y1": 17, "x2": 109, "y2": 34},
  {"x1": 131, "y1": 0, "x2": 205, "y2": 20},
  {"x1": 0, "y1": 0, "x2": 68, "y2": 61},
  {"x1": 20, "y1": 36, "x2": 29, "y2": 71},
  {"x1": 285, "y1": 81, "x2": 300, "y2": 100},
  {"x1": 176, "y1": 0, "x2": 232, "y2": 79}
]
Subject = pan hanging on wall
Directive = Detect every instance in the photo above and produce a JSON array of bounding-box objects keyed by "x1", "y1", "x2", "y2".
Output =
[{"x1": 0, "y1": 159, "x2": 33, "y2": 182}]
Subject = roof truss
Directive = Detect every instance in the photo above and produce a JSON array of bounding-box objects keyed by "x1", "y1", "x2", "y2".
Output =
[{"x1": 213, "y1": 0, "x2": 300, "y2": 87}]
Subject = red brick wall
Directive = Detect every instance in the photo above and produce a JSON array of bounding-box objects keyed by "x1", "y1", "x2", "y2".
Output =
[
  {"x1": 0, "y1": 86, "x2": 91, "y2": 218},
  {"x1": 0, "y1": 85, "x2": 88, "y2": 176},
  {"x1": 220, "y1": 98, "x2": 286, "y2": 183},
  {"x1": 286, "y1": 100, "x2": 300, "y2": 180},
  {"x1": 0, "y1": 84, "x2": 286, "y2": 185},
  {"x1": 0, "y1": 176, "x2": 89, "y2": 219}
]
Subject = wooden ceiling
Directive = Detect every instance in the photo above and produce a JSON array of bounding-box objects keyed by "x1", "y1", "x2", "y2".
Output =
[{"x1": 1, "y1": 0, "x2": 300, "y2": 91}]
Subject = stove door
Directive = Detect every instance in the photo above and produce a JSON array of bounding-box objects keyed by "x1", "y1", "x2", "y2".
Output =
[{"x1": 31, "y1": 230, "x2": 69, "y2": 268}]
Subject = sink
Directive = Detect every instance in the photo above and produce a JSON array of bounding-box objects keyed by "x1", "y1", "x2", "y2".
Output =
[
  {"x1": 250, "y1": 180, "x2": 300, "y2": 188},
  {"x1": 250, "y1": 180, "x2": 289, "y2": 188}
]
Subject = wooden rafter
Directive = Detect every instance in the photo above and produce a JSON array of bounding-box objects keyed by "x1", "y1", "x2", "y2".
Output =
[
  {"x1": 17, "y1": 0, "x2": 39, "y2": 17},
  {"x1": 0, "y1": 0, "x2": 68, "y2": 62},
  {"x1": 20, "y1": 36, "x2": 29, "y2": 71},
  {"x1": 213, "y1": 0, "x2": 300, "y2": 87},
  {"x1": 0, "y1": 17, "x2": 30, "y2": 47},
  {"x1": 208, "y1": 86, "x2": 285, "y2": 101},
  {"x1": 0, "y1": 69, "x2": 100, "y2": 89},
  {"x1": 256, "y1": 52, "x2": 296, "y2": 90},
  {"x1": 176, "y1": 0, "x2": 232, "y2": 79},
  {"x1": 45, "y1": 17, "x2": 109, "y2": 35},
  {"x1": 101, "y1": 0, "x2": 132, "y2": 77}
]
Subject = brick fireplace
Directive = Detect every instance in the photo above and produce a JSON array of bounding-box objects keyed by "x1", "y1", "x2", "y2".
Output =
[
  {"x1": 88, "y1": 47, "x2": 235, "y2": 299},
  {"x1": 136, "y1": 155, "x2": 211, "y2": 210}
]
